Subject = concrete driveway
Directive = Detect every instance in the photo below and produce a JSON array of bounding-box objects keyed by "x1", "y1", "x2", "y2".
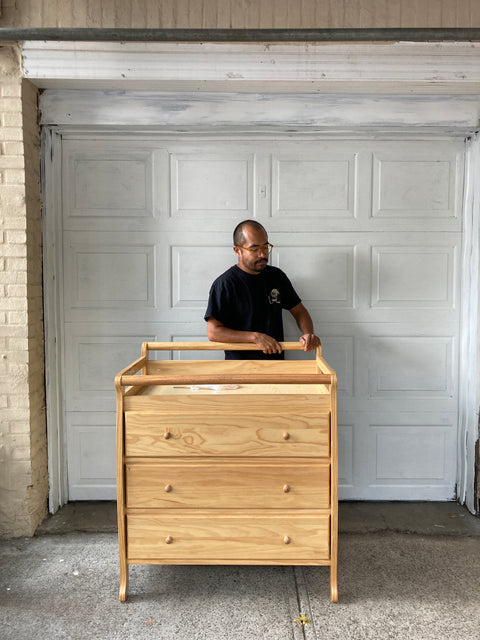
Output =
[{"x1": 1, "y1": 502, "x2": 479, "y2": 640}]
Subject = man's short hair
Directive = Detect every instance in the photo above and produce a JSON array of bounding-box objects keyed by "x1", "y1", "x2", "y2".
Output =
[{"x1": 233, "y1": 220, "x2": 267, "y2": 246}]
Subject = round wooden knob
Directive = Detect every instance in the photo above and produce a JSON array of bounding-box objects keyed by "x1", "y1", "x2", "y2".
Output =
[
  {"x1": 283, "y1": 484, "x2": 290, "y2": 493},
  {"x1": 165, "y1": 535, "x2": 173, "y2": 544},
  {"x1": 283, "y1": 536, "x2": 291, "y2": 545},
  {"x1": 282, "y1": 432, "x2": 290, "y2": 440},
  {"x1": 163, "y1": 431, "x2": 171, "y2": 440},
  {"x1": 164, "y1": 484, "x2": 172, "y2": 493}
]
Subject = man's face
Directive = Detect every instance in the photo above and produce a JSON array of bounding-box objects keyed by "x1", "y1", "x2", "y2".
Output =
[{"x1": 234, "y1": 225, "x2": 270, "y2": 275}]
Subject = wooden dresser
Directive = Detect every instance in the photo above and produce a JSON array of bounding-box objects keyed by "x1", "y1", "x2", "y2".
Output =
[{"x1": 115, "y1": 342, "x2": 338, "y2": 602}]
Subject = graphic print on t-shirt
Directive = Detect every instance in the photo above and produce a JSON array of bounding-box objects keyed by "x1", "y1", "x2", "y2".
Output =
[{"x1": 268, "y1": 288, "x2": 280, "y2": 304}]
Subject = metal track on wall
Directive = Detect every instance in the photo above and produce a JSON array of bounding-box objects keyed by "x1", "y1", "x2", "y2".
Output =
[{"x1": 1, "y1": 27, "x2": 480, "y2": 42}]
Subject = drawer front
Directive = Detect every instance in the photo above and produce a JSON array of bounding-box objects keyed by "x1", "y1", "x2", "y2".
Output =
[
  {"x1": 126, "y1": 461, "x2": 330, "y2": 509},
  {"x1": 125, "y1": 412, "x2": 330, "y2": 457},
  {"x1": 127, "y1": 512, "x2": 330, "y2": 561}
]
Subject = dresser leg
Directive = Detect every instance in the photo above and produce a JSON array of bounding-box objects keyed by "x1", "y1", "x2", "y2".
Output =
[
  {"x1": 119, "y1": 562, "x2": 129, "y2": 601},
  {"x1": 330, "y1": 563, "x2": 338, "y2": 602}
]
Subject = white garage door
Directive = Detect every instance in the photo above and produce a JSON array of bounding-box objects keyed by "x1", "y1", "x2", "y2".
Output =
[{"x1": 55, "y1": 133, "x2": 463, "y2": 501}]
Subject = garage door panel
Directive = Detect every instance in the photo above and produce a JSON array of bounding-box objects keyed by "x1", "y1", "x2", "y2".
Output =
[
  {"x1": 64, "y1": 241, "x2": 156, "y2": 311},
  {"x1": 57, "y1": 134, "x2": 463, "y2": 501},
  {"x1": 271, "y1": 152, "x2": 358, "y2": 219},
  {"x1": 171, "y1": 244, "x2": 233, "y2": 309},
  {"x1": 368, "y1": 335, "x2": 455, "y2": 400},
  {"x1": 338, "y1": 411, "x2": 457, "y2": 500},
  {"x1": 372, "y1": 151, "x2": 461, "y2": 220},
  {"x1": 170, "y1": 151, "x2": 255, "y2": 218},
  {"x1": 274, "y1": 245, "x2": 356, "y2": 309},
  {"x1": 62, "y1": 139, "x2": 158, "y2": 222},
  {"x1": 66, "y1": 413, "x2": 117, "y2": 501},
  {"x1": 371, "y1": 245, "x2": 456, "y2": 308},
  {"x1": 367, "y1": 422, "x2": 457, "y2": 497}
]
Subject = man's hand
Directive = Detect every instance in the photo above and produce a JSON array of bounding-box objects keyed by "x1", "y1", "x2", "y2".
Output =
[
  {"x1": 289, "y1": 303, "x2": 321, "y2": 352},
  {"x1": 299, "y1": 333, "x2": 321, "y2": 352},
  {"x1": 253, "y1": 332, "x2": 283, "y2": 354},
  {"x1": 207, "y1": 318, "x2": 282, "y2": 354}
]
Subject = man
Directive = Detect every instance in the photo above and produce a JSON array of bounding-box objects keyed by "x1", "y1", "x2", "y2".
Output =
[{"x1": 204, "y1": 219, "x2": 321, "y2": 359}]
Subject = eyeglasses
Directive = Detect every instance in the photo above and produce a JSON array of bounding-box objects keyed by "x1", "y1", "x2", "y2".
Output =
[{"x1": 236, "y1": 243, "x2": 274, "y2": 255}]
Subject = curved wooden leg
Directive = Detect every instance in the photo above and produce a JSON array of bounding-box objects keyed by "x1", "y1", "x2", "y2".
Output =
[
  {"x1": 330, "y1": 563, "x2": 338, "y2": 602},
  {"x1": 119, "y1": 559, "x2": 128, "y2": 602}
]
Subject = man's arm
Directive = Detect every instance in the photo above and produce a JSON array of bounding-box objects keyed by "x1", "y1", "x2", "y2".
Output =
[
  {"x1": 289, "y1": 303, "x2": 321, "y2": 352},
  {"x1": 206, "y1": 316, "x2": 283, "y2": 354}
]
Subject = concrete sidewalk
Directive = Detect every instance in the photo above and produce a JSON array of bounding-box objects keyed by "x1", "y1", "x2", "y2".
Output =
[{"x1": 1, "y1": 502, "x2": 479, "y2": 640}]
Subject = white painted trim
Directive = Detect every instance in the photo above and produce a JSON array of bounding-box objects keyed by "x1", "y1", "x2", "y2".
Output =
[
  {"x1": 38, "y1": 89, "x2": 480, "y2": 131},
  {"x1": 23, "y1": 41, "x2": 480, "y2": 94},
  {"x1": 458, "y1": 133, "x2": 480, "y2": 513},
  {"x1": 42, "y1": 127, "x2": 68, "y2": 513}
]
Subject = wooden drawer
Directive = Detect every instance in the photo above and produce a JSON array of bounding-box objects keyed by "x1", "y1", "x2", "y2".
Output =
[
  {"x1": 125, "y1": 412, "x2": 330, "y2": 457},
  {"x1": 126, "y1": 460, "x2": 330, "y2": 509},
  {"x1": 127, "y1": 512, "x2": 330, "y2": 561}
]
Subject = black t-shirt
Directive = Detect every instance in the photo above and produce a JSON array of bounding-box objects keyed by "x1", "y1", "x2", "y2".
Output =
[{"x1": 204, "y1": 264, "x2": 301, "y2": 359}]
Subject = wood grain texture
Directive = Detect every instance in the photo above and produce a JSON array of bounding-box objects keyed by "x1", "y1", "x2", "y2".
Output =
[
  {"x1": 127, "y1": 512, "x2": 330, "y2": 560},
  {"x1": 125, "y1": 412, "x2": 330, "y2": 457},
  {"x1": 125, "y1": 459, "x2": 330, "y2": 508}
]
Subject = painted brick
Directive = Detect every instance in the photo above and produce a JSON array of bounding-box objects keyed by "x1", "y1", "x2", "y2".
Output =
[
  {"x1": 6, "y1": 230, "x2": 27, "y2": 244},
  {"x1": 0, "y1": 128, "x2": 23, "y2": 142},
  {"x1": 7, "y1": 349, "x2": 29, "y2": 363},
  {"x1": 9, "y1": 421, "x2": 31, "y2": 435},
  {"x1": 0, "y1": 408, "x2": 31, "y2": 422},
  {"x1": 4, "y1": 217, "x2": 28, "y2": 231},
  {"x1": 0, "y1": 189, "x2": 26, "y2": 207},
  {"x1": 11, "y1": 446, "x2": 32, "y2": 461},
  {"x1": 3, "y1": 142, "x2": 24, "y2": 155},
  {"x1": 9, "y1": 434, "x2": 31, "y2": 450},
  {"x1": 0, "y1": 272, "x2": 27, "y2": 284},
  {"x1": 8, "y1": 338, "x2": 29, "y2": 351},
  {"x1": 8, "y1": 394, "x2": 30, "y2": 409},
  {"x1": 7, "y1": 311, "x2": 28, "y2": 324},
  {"x1": 0, "y1": 324, "x2": 28, "y2": 338},
  {"x1": 0, "y1": 296, "x2": 28, "y2": 311},
  {"x1": 0, "y1": 155, "x2": 24, "y2": 169},
  {"x1": 6, "y1": 285, "x2": 27, "y2": 300},
  {"x1": 7, "y1": 285, "x2": 27, "y2": 298},
  {"x1": 0, "y1": 98, "x2": 23, "y2": 112},
  {"x1": 5, "y1": 359, "x2": 29, "y2": 377},
  {"x1": 1, "y1": 85, "x2": 22, "y2": 98},
  {"x1": 2, "y1": 112, "x2": 23, "y2": 127},
  {"x1": 0, "y1": 47, "x2": 47, "y2": 537},
  {"x1": 6, "y1": 258, "x2": 27, "y2": 271},
  {"x1": 2, "y1": 244, "x2": 27, "y2": 257},
  {"x1": 4, "y1": 169, "x2": 25, "y2": 185}
]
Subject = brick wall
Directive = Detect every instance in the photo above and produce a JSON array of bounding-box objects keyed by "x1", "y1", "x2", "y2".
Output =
[{"x1": 0, "y1": 43, "x2": 47, "y2": 538}]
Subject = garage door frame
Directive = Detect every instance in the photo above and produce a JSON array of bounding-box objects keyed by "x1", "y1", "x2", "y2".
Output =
[{"x1": 31, "y1": 42, "x2": 480, "y2": 514}]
